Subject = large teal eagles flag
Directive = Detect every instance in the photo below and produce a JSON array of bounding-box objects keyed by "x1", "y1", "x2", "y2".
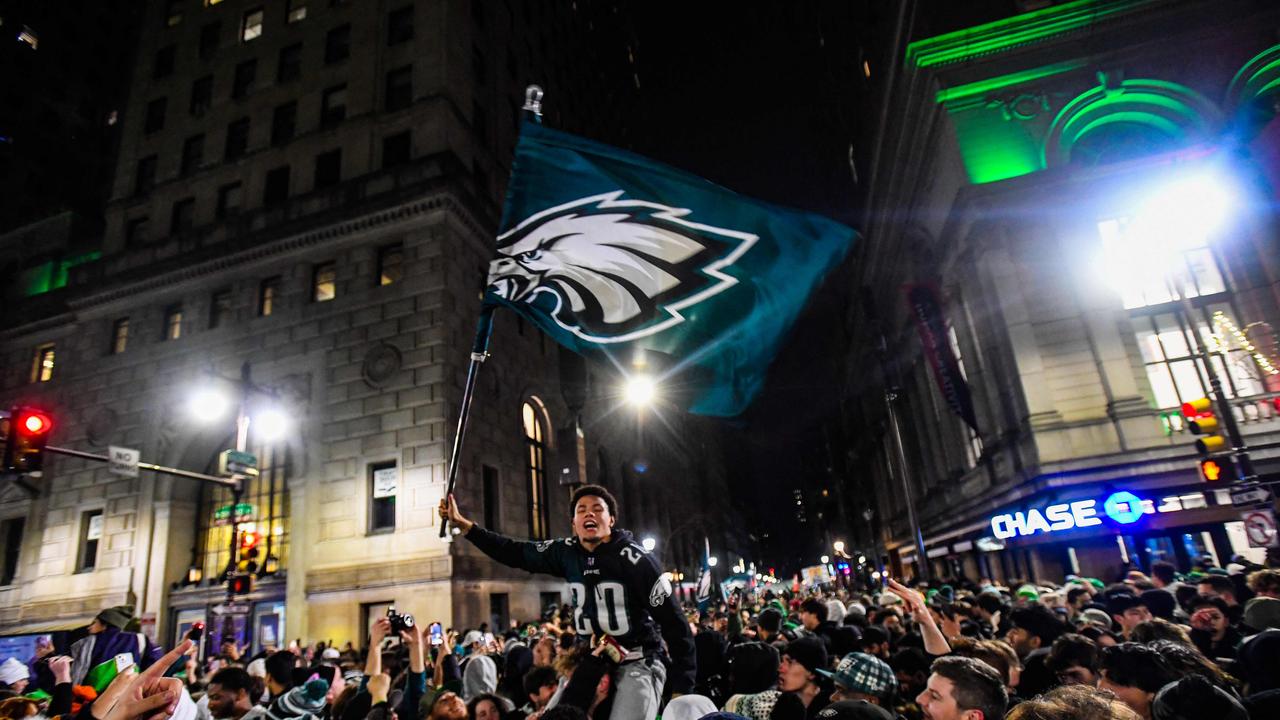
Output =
[{"x1": 485, "y1": 121, "x2": 855, "y2": 416}]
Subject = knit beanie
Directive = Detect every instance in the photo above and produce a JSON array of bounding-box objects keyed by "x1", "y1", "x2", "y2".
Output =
[
  {"x1": 268, "y1": 678, "x2": 329, "y2": 720},
  {"x1": 1243, "y1": 597, "x2": 1280, "y2": 632},
  {"x1": 96, "y1": 605, "x2": 135, "y2": 631}
]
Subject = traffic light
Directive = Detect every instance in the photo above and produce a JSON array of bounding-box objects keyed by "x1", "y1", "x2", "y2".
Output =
[
  {"x1": 1181, "y1": 398, "x2": 1227, "y2": 454},
  {"x1": 228, "y1": 573, "x2": 253, "y2": 595},
  {"x1": 1199, "y1": 457, "x2": 1235, "y2": 482},
  {"x1": 3, "y1": 406, "x2": 53, "y2": 476},
  {"x1": 239, "y1": 530, "x2": 259, "y2": 551}
]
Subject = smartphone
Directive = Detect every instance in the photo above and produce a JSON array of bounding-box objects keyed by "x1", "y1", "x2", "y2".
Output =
[
  {"x1": 429, "y1": 622, "x2": 443, "y2": 646},
  {"x1": 187, "y1": 622, "x2": 205, "y2": 643}
]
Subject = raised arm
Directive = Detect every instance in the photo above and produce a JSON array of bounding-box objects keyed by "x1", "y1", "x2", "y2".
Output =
[
  {"x1": 886, "y1": 578, "x2": 951, "y2": 656},
  {"x1": 439, "y1": 494, "x2": 565, "y2": 575}
]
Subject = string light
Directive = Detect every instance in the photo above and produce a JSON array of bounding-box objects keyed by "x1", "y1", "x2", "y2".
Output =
[{"x1": 1213, "y1": 310, "x2": 1279, "y2": 375}]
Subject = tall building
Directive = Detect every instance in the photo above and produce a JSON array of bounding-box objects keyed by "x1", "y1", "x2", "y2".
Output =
[
  {"x1": 845, "y1": 0, "x2": 1280, "y2": 583},
  {"x1": 0, "y1": 0, "x2": 741, "y2": 652}
]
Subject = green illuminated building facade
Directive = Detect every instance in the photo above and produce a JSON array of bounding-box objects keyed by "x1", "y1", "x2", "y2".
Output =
[{"x1": 846, "y1": 0, "x2": 1280, "y2": 582}]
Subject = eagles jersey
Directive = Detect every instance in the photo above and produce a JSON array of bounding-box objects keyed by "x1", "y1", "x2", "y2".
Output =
[{"x1": 465, "y1": 525, "x2": 696, "y2": 695}]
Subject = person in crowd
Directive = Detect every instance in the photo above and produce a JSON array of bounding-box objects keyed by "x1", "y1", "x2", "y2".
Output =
[
  {"x1": 1186, "y1": 595, "x2": 1242, "y2": 661},
  {"x1": 1150, "y1": 674, "x2": 1248, "y2": 720},
  {"x1": 466, "y1": 693, "x2": 506, "y2": 720},
  {"x1": 1098, "y1": 643, "x2": 1178, "y2": 720},
  {"x1": 821, "y1": 652, "x2": 897, "y2": 708},
  {"x1": 948, "y1": 639, "x2": 1021, "y2": 703},
  {"x1": 1004, "y1": 683, "x2": 1140, "y2": 720},
  {"x1": 1044, "y1": 633, "x2": 1099, "y2": 687},
  {"x1": 798, "y1": 599, "x2": 839, "y2": 652},
  {"x1": 440, "y1": 485, "x2": 695, "y2": 720},
  {"x1": 915, "y1": 656, "x2": 1006, "y2": 720},
  {"x1": 888, "y1": 648, "x2": 930, "y2": 709},
  {"x1": 1128, "y1": 618, "x2": 1192, "y2": 646},
  {"x1": 1107, "y1": 595, "x2": 1153, "y2": 641},
  {"x1": 856, "y1": 627, "x2": 891, "y2": 661},
  {"x1": 206, "y1": 667, "x2": 261, "y2": 720},
  {"x1": 69, "y1": 606, "x2": 166, "y2": 686},
  {"x1": 0, "y1": 661, "x2": 28, "y2": 697},
  {"x1": 775, "y1": 637, "x2": 829, "y2": 719},
  {"x1": 520, "y1": 666, "x2": 559, "y2": 716},
  {"x1": 1004, "y1": 605, "x2": 1064, "y2": 699},
  {"x1": 1195, "y1": 576, "x2": 1244, "y2": 624},
  {"x1": 1247, "y1": 568, "x2": 1280, "y2": 600},
  {"x1": 1149, "y1": 562, "x2": 1182, "y2": 596},
  {"x1": 1241, "y1": 595, "x2": 1280, "y2": 633}
]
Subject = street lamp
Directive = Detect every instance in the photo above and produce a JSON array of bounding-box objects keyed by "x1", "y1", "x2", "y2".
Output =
[
  {"x1": 189, "y1": 387, "x2": 231, "y2": 422},
  {"x1": 623, "y1": 374, "x2": 657, "y2": 407},
  {"x1": 833, "y1": 540, "x2": 846, "y2": 555},
  {"x1": 642, "y1": 537, "x2": 657, "y2": 552},
  {"x1": 254, "y1": 408, "x2": 290, "y2": 442},
  {"x1": 708, "y1": 556, "x2": 718, "y2": 567},
  {"x1": 820, "y1": 554, "x2": 830, "y2": 564}
]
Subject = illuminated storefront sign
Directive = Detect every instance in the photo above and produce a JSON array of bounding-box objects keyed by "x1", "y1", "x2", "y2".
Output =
[{"x1": 990, "y1": 491, "x2": 1151, "y2": 539}]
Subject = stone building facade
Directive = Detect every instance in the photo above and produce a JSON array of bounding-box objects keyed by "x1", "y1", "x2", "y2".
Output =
[
  {"x1": 844, "y1": 0, "x2": 1280, "y2": 584},
  {"x1": 0, "y1": 0, "x2": 741, "y2": 652}
]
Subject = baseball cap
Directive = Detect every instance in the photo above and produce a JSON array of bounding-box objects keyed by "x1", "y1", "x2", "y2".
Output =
[
  {"x1": 817, "y1": 653, "x2": 896, "y2": 701},
  {"x1": 782, "y1": 637, "x2": 829, "y2": 674},
  {"x1": 815, "y1": 701, "x2": 893, "y2": 720},
  {"x1": 463, "y1": 630, "x2": 485, "y2": 646},
  {"x1": 321, "y1": 647, "x2": 341, "y2": 660}
]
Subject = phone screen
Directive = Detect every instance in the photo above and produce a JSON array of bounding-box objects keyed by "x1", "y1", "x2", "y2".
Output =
[{"x1": 429, "y1": 623, "x2": 443, "y2": 646}]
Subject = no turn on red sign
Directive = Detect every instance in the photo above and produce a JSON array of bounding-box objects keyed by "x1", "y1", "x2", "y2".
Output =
[{"x1": 1241, "y1": 508, "x2": 1279, "y2": 548}]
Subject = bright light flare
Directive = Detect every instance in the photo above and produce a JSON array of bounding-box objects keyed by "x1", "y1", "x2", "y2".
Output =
[
  {"x1": 641, "y1": 537, "x2": 657, "y2": 552},
  {"x1": 189, "y1": 387, "x2": 230, "y2": 422},
  {"x1": 623, "y1": 375, "x2": 657, "y2": 407},
  {"x1": 254, "y1": 407, "x2": 290, "y2": 441},
  {"x1": 708, "y1": 556, "x2": 718, "y2": 567},
  {"x1": 820, "y1": 555, "x2": 830, "y2": 564},
  {"x1": 833, "y1": 540, "x2": 846, "y2": 554}
]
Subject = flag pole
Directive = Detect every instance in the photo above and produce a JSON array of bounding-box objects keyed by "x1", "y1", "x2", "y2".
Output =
[{"x1": 440, "y1": 86, "x2": 544, "y2": 538}]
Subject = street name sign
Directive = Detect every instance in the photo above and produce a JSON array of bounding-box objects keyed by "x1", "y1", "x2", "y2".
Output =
[
  {"x1": 108, "y1": 446, "x2": 140, "y2": 478},
  {"x1": 218, "y1": 449, "x2": 259, "y2": 478},
  {"x1": 213, "y1": 502, "x2": 256, "y2": 525},
  {"x1": 1230, "y1": 486, "x2": 1272, "y2": 507}
]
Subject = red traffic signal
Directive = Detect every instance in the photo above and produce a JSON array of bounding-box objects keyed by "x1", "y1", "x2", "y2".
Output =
[
  {"x1": 228, "y1": 573, "x2": 253, "y2": 595},
  {"x1": 240, "y1": 531, "x2": 260, "y2": 551},
  {"x1": 4, "y1": 406, "x2": 53, "y2": 476}
]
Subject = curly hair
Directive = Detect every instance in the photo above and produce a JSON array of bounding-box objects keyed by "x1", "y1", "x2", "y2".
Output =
[
  {"x1": 1248, "y1": 569, "x2": 1280, "y2": 597},
  {"x1": 1006, "y1": 684, "x2": 1139, "y2": 720},
  {"x1": 1129, "y1": 618, "x2": 1192, "y2": 646}
]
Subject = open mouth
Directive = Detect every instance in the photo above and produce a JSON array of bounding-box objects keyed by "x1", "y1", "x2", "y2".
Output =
[{"x1": 582, "y1": 520, "x2": 599, "y2": 531}]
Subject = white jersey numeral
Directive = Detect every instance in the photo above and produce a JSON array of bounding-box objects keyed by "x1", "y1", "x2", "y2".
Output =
[{"x1": 567, "y1": 581, "x2": 631, "y2": 636}]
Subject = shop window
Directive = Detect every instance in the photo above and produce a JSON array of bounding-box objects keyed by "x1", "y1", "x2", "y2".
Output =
[
  {"x1": 259, "y1": 276, "x2": 281, "y2": 316},
  {"x1": 312, "y1": 262, "x2": 336, "y2": 302},
  {"x1": 111, "y1": 318, "x2": 130, "y2": 354},
  {"x1": 77, "y1": 510, "x2": 103, "y2": 572},
  {"x1": 190, "y1": 75, "x2": 212, "y2": 115},
  {"x1": 377, "y1": 243, "x2": 403, "y2": 286},
  {"x1": 369, "y1": 461, "x2": 397, "y2": 533},
  {"x1": 164, "y1": 305, "x2": 183, "y2": 340},
  {"x1": 197, "y1": 444, "x2": 290, "y2": 582},
  {"x1": 523, "y1": 400, "x2": 549, "y2": 539},
  {"x1": 209, "y1": 288, "x2": 233, "y2": 329},
  {"x1": 263, "y1": 165, "x2": 290, "y2": 205},
  {"x1": 0, "y1": 517, "x2": 23, "y2": 585},
  {"x1": 32, "y1": 344, "x2": 55, "y2": 383},
  {"x1": 277, "y1": 43, "x2": 302, "y2": 83}
]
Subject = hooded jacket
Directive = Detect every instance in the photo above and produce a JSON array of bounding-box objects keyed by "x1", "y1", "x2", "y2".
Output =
[{"x1": 465, "y1": 525, "x2": 697, "y2": 694}]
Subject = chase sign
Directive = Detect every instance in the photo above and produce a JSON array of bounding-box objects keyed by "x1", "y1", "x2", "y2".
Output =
[{"x1": 990, "y1": 491, "x2": 1146, "y2": 539}]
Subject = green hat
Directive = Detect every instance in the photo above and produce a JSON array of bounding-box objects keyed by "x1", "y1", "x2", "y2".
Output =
[
  {"x1": 1016, "y1": 584, "x2": 1039, "y2": 601},
  {"x1": 1086, "y1": 578, "x2": 1104, "y2": 590},
  {"x1": 96, "y1": 605, "x2": 135, "y2": 630}
]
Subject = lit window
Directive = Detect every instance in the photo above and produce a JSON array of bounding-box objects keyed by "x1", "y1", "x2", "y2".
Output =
[
  {"x1": 111, "y1": 318, "x2": 129, "y2": 354},
  {"x1": 205, "y1": 0, "x2": 226, "y2": 6},
  {"x1": 78, "y1": 510, "x2": 102, "y2": 572},
  {"x1": 165, "y1": 1, "x2": 183, "y2": 27},
  {"x1": 18, "y1": 26, "x2": 38, "y2": 49},
  {"x1": 313, "y1": 262, "x2": 336, "y2": 302},
  {"x1": 1097, "y1": 218, "x2": 1226, "y2": 311},
  {"x1": 164, "y1": 305, "x2": 183, "y2": 340},
  {"x1": 377, "y1": 243, "x2": 403, "y2": 286},
  {"x1": 523, "y1": 400, "x2": 549, "y2": 539},
  {"x1": 287, "y1": 0, "x2": 307, "y2": 23},
  {"x1": 369, "y1": 461, "x2": 397, "y2": 533},
  {"x1": 32, "y1": 344, "x2": 55, "y2": 383},
  {"x1": 259, "y1": 276, "x2": 281, "y2": 316},
  {"x1": 241, "y1": 7, "x2": 264, "y2": 42}
]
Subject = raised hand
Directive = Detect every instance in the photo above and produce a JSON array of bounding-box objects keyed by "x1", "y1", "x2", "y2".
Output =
[
  {"x1": 437, "y1": 494, "x2": 473, "y2": 533},
  {"x1": 48, "y1": 655, "x2": 72, "y2": 685},
  {"x1": 95, "y1": 640, "x2": 194, "y2": 720}
]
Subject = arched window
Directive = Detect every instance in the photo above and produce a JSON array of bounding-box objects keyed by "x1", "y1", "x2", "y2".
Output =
[{"x1": 523, "y1": 400, "x2": 549, "y2": 539}]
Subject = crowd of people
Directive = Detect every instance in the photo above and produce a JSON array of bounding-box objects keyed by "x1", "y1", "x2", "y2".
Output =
[{"x1": 4, "y1": 481, "x2": 1280, "y2": 720}]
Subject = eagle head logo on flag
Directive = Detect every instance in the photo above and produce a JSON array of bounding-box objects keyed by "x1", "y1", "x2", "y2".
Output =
[{"x1": 487, "y1": 191, "x2": 756, "y2": 344}]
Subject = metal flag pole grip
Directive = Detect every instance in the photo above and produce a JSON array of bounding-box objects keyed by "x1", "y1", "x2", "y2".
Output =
[{"x1": 440, "y1": 305, "x2": 496, "y2": 537}]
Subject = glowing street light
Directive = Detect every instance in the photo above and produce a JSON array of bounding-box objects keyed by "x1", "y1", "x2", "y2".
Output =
[
  {"x1": 641, "y1": 537, "x2": 657, "y2": 552},
  {"x1": 833, "y1": 540, "x2": 846, "y2": 554},
  {"x1": 188, "y1": 387, "x2": 231, "y2": 422},
  {"x1": 623, "y1": 375, "x2": 657, "y2": 407},
  {"x1": 820, "y1": 555, "x2": 830, "y2": 564},
  {"x1": 254, "y1": 407, "x2": 290, "y2": 442},
  {"x1": 708, "y1": 556, "x2": 718, "y2": 567},
  {"x1": 858, "y1": 555, "x2": 867, "y2": 564}
]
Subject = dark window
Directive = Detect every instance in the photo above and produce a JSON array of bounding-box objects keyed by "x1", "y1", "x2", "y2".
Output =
[
  {"x1": 377, "y1": 243, "x2": 403, "y2": 286},
  {"x1": 216, "y1": 182, "x2": 242, "y2": 218},
  {"x1": 232, "y1": 59, "x2": 256, "y2": 98},
  {"x1": 1, "y1": 517, "x2": 25, "y2": 585},
  {"x1": 259, "y1": 276, "x2": 281, "y2": 316},
  {"x1": 385, "y1": 65, "x2": 411, "y2": 111},
  {"x1": 369, "y1": 461, "x2": 396, "y2": 532},
  {"x1": 277, "y1": 43, "x2": 302, "y2": 82},
  {"x1": 225, "y1": 117, "x2": 250, "y2": 159},
  {"x1": 77, "y1": 511, "x2": 102, "y2": 572},
  {"x1": 111, "y1": 318, "x2": 129, "y2": 354},
  {"x1": 271, "y1": 102, "x2": 297, "y2": 145},
  {"x1": 482, "y1": 465, "x2": 500, "y2": 531},
  {"x1": 313, "y1": 261, "x2": 336, "y2": 301},
  {"x1": 321, "y1": 84, "x2": 346, "y2": 126},
  {"x1": 170, "y1": 197, "x2": 195, "y2": 234},
  {"x1": 387, "y1": 5, "x2": 413, "y2": 45},
  {"x1": 325, "y1": 24, "x2": 350, "y2": 64},
  {"x1": 199, "y1": 22, "x2": 220, "y2": 59},
  {"x1": 489, "y1": 593, "x2": 509, "y2": 633},
  {"x1": 286, "y1": 0, "x2": 307, "y2": 23},
  {"x1": 241, "y1": 7, "x2": 264, "y2": 42},
  {"x1": 181, "y1": 134, "x2": 204, "y2": 175},
  {"x1": 190, "y1": 75, "x2": 212, "y2": 115},
  {"x1": 314, "y1": 148, "x2": 341, "y2": 188},
  {"x1": 382, "y1": 130, "x2": 411, "y2": 168},
  {"x1": 472, "y1": 44, "x2": 487, "y2": 85},
  {"x1": 135, "y1": 155, "x2": 157, "y2": 195},
  {"x1": 209, "y1": 288, "x2": 233, "y2": 329},
  {"x1": 163, "y1": 305, "x2": 183, "y2": 340},
  {"x1": 144, "y1": 97, "x2": 167, "y2": 134},
  {"x1": 263, "y1": 165, "x2": 290, "y2": 205},
  {"x1": 153, "y1": 45, "x2": 176, "y2": 79},
  {"x1": 125, "y1": 217, "x2": 150, "y2": 246}
]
